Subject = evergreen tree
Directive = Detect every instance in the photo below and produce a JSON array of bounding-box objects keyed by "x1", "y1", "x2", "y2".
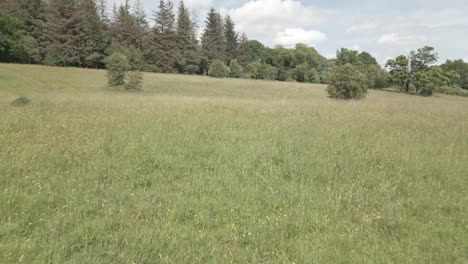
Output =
[
  {"x1": 96, "y1": 0, "x2": 109, "y2": 24},
  {"x1": 154, "y1": 0, "x2": 175, "y2": 34},
  {"x1": 78, "y1": 0, "x2": 107, "y2": 68},
  {"x1": 201, "y1": 8, "x2": 224, "y2": 71},
  {"x1": 109, "y1": 2, "x2": 144, "y2": 49},
  {"x1": 147, "y1": 0, "x2": 180, "y2": 72},
  {"x1": 43, "y1": 0, "x2": 84, "y2": 66},
  {"x1": 224, "y1": 15, "x2": 238, "y2": 65},
  {"x1": 134, "y1": 0, "x2": 149, "y2": 30},
  {"x1": 176, "y1": 1, "x2": 200, "y2": 74}
]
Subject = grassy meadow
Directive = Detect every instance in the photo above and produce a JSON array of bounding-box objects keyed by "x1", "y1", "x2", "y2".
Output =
[{"x1": 1, "y1": 64, "x2": 467, "y2": 263}]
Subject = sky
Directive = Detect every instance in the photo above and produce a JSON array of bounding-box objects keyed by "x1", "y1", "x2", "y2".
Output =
[{"x1": 109, "y1": 0, "x2": 468, "y2": 64}]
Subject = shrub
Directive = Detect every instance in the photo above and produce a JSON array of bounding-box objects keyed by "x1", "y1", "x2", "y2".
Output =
[
  {"x1": 247, "y1": 62, "x2": 265, "y2": 79},
  {"x1": 435, "y1": 85, "x2": 468, "y2": 97},
  {"x1": 264, "y1": 65, "x2": 279, "y2": 80},
  {"x1": 320, "y1": 70, "x2": 332, "y2": 84},
  {"x1": 306, "y1": 68, "x2": 320, "y2": 83},
  {"x1": 124, "y1": 71, "x2": 144, "y2": 91},
  {"x1": 229, "y1": 60, "x2": 243, "y2": 78},
  {"x1": 292, "y1": 63, "x2": 309, "y2": 83},
  {"x1": 277, "y1": 68, "x2": 290, "y2": 81},
  {"x1": 106, "y1": 52, "x2": 129, "y2": 86},
  {"x1": 327, "y1": 64, "x2": 368, "y2": 99},
  {"x1": 209, "y1": 60, "x2": 229, "y2": 78},
  {"x1": 10, "y1": 96, "x2": 30, "y2": 107}
]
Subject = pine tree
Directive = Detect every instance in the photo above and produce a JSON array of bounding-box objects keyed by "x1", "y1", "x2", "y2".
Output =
[
  {"x1": 78, "y1": 0, "x2": 107, "y2": 68},
  {"x1": 134, "y1": 0, "x2": 149, "y2": 30},
  {"x1": 43, "y1": 0, "x2": 84, "y2": 66},
  {"x1": 147, "y1": 0, "x2": 180, "y2": 72},
  {"x1": 224, "y1": 15, "x2": 238, "y2": 65},
  {"x1": 201, "y1": 8, "x2": 225, "y2": 70},
  {"x1": 237, "y1": 33, "x2": 249, "y2": 66},
  {"x1": 109, "y1": 2, "x2": 144, "y2": 49},
  {"x1": 176, "y1": 1, "x2": 200, "y2": 74},
  {"x1": 96, "y1": 0, "x2": 109, "y2": 25},
  {"x1": 154, "y1": 0, "x2": 175, "y2": 34}
]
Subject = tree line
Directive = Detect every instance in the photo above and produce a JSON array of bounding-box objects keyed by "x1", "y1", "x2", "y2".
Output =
[{"x1": 1, "y1": 0, "x2": 468, "y2": 96}]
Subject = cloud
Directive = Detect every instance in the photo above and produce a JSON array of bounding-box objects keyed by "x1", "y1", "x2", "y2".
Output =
[
  {"x1": 274, "y1": 28, "x2": 327, "y2": 47},
  {"x1": 351, "y1": 44, "x2": 361, "y2": 51},
  {"x1": 464, "y1": 57, "x2": 468, "y2": 63},
  {"x1": 224, "y1": 0, "x2": 330, "y2": 45},
  {"x1": 377, "y1": 33, "x2": 426, "y2": 45},
  {"x1": 183, "y1": 0, "x2": 213, "y2": 9},
  {"x1": 346, "y1": 23, "x2": 378, "y2": 33}
]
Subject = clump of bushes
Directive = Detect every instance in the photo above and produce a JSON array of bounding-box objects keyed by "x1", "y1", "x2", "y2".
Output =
[
  {"x1": 209, "y1": 60, "x2": 229, "y2": 78},
  {"x1": 106, "y1": 52, "x2": 129, "y2": 86},
  {"x1": 435, "y1": 85, "x2": 468, "y2": 97},
  {"x1": 228, "y1": 60, "x2": 243, "y2": 78},
  {"x1": 10, "y1": 96, "x2": 30, "y2": 107},
  {"x1": 276, "y1": 68, "x2": 290, "y2": 81},
  {"x1": 292, "y1": 63, "x2": 321, "y2": 83},
  {"x1": 125, "y1": 71, "x2": 144, "y2": 91},
  {"x1": 327, "y1": 64, "x2": 368, "y2": 99},
  {"x1": 106, "y1": 52, "x2": 143, "y2": 90}
]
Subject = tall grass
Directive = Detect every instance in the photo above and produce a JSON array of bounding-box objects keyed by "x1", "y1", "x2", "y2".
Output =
[{"x1": 1, "y1": 64, "x2": 467, "y2": 263}]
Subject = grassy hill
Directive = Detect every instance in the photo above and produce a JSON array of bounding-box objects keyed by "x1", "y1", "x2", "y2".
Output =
[{"x1": 1, "y1": 64, "x2": 467, "y2": 263}]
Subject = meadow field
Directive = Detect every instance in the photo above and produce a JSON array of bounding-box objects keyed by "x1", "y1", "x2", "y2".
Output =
[{"x1": 0, "y1": 64, "x2": 467, "y2": 263}]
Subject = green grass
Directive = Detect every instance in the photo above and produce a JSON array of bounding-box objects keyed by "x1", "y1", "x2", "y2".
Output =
[{"x1": 1, "y1": 63, "x2": 467, "y2": 263}]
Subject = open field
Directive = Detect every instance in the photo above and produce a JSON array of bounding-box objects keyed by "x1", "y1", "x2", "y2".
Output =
[{"x1": 1, "y1": 64, "x2": 467, "y2": 263}]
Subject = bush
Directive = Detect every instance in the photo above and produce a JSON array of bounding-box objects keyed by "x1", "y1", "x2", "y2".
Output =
[
  {"x1": 264, "y1": 65, "x2": 279, "y2": 80},
  {"x1": 209, "y1": 60, "x2": 229, "y2": 78},
  {"x1": 435, "y1": 85, "x2": 468, "y2": 97},
  {"x1": 277, "y1": 68, "x2": 290, "y2": 81},
  {"x1": 247, "y1": 62, "x2": 265, "y2": 79},
  {"x1": 306, "y1": 68, "x2": 320, "y2": 83},
  {"x1": 10, "y1": 96, "x2": 30, "y2": 107},
  {"x1": 320, "y1": 70, "x2": 332, "y2": 84},
  {"x1": 124, "y1": 71, "x2": 144, "y2": 91},
  {"x1": 292, "y1": 63, "x2": 309, "y2": 83},
  {"x1": 327, "y1": 64, "x2": 368, "y2": 99},
  {"x1": 228, "y1": 60, "x2": 243, "y2": 78},
  {"x1": 292, "y1": 63, "x2": 320, "y2": 83},
  {"x1": 106, "y1": 52, "x2": 129, "y2": 86}
]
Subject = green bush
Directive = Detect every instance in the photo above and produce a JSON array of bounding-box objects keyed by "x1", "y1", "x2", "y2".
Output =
[
  {"x1": 435, "y1": 85, "x2": 468, "y2": 97},
  {"x1": 327, "y1": 64, "x2": 368, "y2": 99},
  {"x1": 209, "y1": 60, "x2": 229, "y2": 78},
  {"x1": 10, "y1": 96, "x2": 30, "y2": 107},
  {"x1": 292, "y1": 63, "x2": 309, "y2": 83},
  {"x1": 306, "y1": 68, "x2": 320, "y2": 83},
  {"x1": 247, "y1": 62, "x2": 265, "y2": 79},
  {"x1": 228, "y1": 60, "x2": 243, "y2": 78},
  {"x1": 106, "y1": 52, "x2": 129, "y2": 86},
  {"x1": 124, "y1": 71, "x2": 144, "y2": 91},
  {"x1": 264, "y1": 65, "x2": 279, "y2": 80},
  {"x1": 292, "y1": 63, "x2": 320, "y2": 83},
  {"x1": 276, "y1": 68, "x2": 290, "y2": 81}
]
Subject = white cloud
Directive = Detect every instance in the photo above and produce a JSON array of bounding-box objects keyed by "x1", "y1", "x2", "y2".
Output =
[
  {"x1": 225, "y1": 0, "x2": 329, "y2": 45},
  {"x1": 346, "y1": 23, "x2": 378, "y2": 33},
  {"x1": 183, "y1": 0, "x2": 213, "y2": 9},
  {"x1": 377, "y1": 33, "x2": 426, "y2": 45},
  {"x1": 351, "y1": 44, "x2": 361, "y2": 51},
  {"x1": 464, "y1": 57, "x2": 468, "y2": 63},
  {"x1": 274, "y1": 28, "x2": 326, "y2": 47}
]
